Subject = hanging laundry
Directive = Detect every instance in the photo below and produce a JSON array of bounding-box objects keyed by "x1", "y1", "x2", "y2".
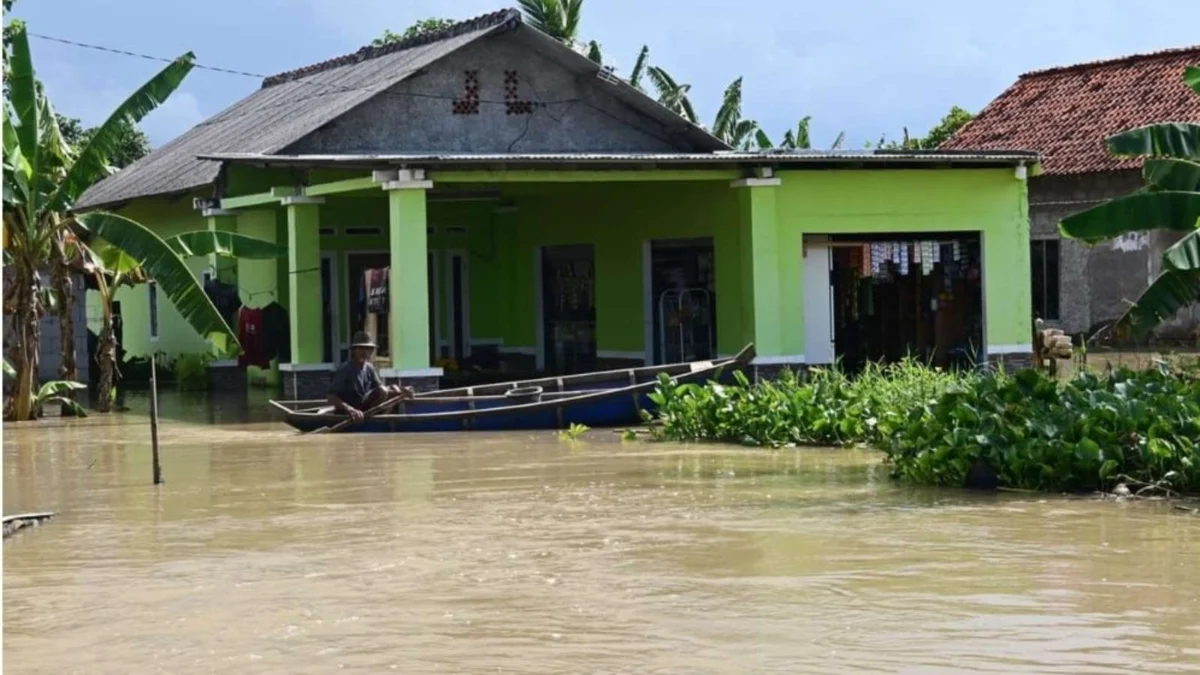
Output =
[
  {"x1": 260, "y1": 301, "x2": 291, "y2": 363},
  {"x1": 952, "y1": 240, "x2": 962, "y2": 262},
  {"x1": 912, "y1": 242, "x2": 922, "y2": 265},
  {"x1": 931, "y1": 242, "x2": 942, "y2": 265},
  {"x1": 899, "y1": 242, "x2": 910, "y2": 275},
  {"x1": 921, "y1": 241, "x2": 934, "y2": 275},
  {"x1": 237, "y1": 307, "x2": 270, "y2": 369},
  {"x1": 365, "y1": 267, "x2": 389, "y2": 314},
  {"x1": 860, "y1": 244, "x2": 872, "y2": 277},
  {"x1": 871, "y1": 242, "x2": 883, "y2": 275}
]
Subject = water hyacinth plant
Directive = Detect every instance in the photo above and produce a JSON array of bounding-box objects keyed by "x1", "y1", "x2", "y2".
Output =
[{"x1": 646, "y1": 360, "x2": 1200, "y2": 495}]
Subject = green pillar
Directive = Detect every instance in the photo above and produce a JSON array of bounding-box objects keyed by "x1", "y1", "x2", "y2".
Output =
[
  {"x1": 733, "y1": 177, "x2": 783, "y2": 357},
  {"x1": 284, "y1": 196, "x2": 325, "y2": 364},
  {"x1": 385, "y1": 173, "x2": 436, "y2": 373},
  {"x1": 204, "y1": 210, "x2": 238, "y2": 284}
]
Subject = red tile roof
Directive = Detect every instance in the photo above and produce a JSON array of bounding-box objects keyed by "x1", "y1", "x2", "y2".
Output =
[{"x1": 941, "y1": 46, "x2": 1200, "y2": 175}]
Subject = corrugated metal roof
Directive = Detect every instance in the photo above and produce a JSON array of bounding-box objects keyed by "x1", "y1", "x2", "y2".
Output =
[
  {"x1": 197, "y1": 149, "x2": 1039, "y2": 170},
  {"x1": 74, "y1": 11, "x2": 520, "y2": 209}
]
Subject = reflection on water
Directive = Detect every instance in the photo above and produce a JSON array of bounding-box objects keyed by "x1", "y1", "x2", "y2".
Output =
[{"x1": 4, "y1": 393, "x2": 1200, "y2": 674}]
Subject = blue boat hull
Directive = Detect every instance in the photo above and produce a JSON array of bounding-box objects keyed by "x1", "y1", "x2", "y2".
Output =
[{"x1": 272, "y1": 344, "x2": 755, "y2": 434}]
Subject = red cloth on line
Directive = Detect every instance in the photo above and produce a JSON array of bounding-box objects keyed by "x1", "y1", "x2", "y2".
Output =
[{"x1": 237, "y1": 307, "x2": 270, "y2": 369}]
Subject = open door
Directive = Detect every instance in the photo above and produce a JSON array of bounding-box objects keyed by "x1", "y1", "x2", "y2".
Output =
[
  {"x1": 804, "y1": 238, "x2": 835, "y2": 366},
  {"x1": 540, "y1": 244, "x2": 596, "y2": 374}
]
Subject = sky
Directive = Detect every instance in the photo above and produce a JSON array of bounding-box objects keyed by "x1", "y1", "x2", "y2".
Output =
[{"x1": 9, "y1": 0, "x2": 1200, "y2": 150}]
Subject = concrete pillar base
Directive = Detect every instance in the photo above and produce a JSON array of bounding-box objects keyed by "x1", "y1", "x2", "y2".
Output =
[
  {"x1": 986, "y1": 352, "x2": 1035, "y2": 372},
  {"x1": 208, "y1": 360, "x2": 245, "y2": 393},
  {"x1": 279, "y1": 364, "x2": 335, "y2": 400}
]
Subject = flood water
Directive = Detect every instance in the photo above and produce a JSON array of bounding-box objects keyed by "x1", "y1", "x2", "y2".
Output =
[{"x1": 4, "y1": 394, "x2": 1199, "y2": 674}]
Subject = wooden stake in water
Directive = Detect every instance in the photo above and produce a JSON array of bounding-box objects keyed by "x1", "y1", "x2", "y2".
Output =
[{"x1": 150, "y1": 351, "x2": 163, "y2": 485}]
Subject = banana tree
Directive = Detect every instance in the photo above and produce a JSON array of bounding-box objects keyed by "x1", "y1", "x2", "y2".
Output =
[
  {"x1": 2, "y1": 357, "x2": 87, "y2": 419},
  {"x1": 1060, "y1": 66, "x2": 1200, "y2": 339},
  {"x1": 646, "y1": 66, "x2": 698, "y2": 124},
  {"x1": 77, "y1": 226, "x2": 287, "y2": 412},
  {"x1": 3, "y1": 21, "x2": 238, "y2": 420},
  {"x1": 711, "y1": 77, "x2": 766, "y2": 150}
]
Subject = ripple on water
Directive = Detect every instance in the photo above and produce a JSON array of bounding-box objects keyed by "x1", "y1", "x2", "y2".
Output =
[{"x1": 4, "y1": 403, "x2": 1200, "y2": 674}]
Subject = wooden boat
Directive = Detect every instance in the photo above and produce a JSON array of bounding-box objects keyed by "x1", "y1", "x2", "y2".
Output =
[{"x1": 270, "y1": 344, "x2": 754, "y2": 433}]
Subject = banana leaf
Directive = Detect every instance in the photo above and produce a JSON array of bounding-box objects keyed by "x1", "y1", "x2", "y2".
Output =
[
  {"x1": 167, "y1": 230, "x2": 288, "y2": 259},
  {"x1": 50, "y1": 52, "x2": 195, "y2": 211},
  {"x1": 1106, "y1": 123, "x2": 1200, "y2": 160},
  {"x1": 1163, "y1": 229, "x2": 1200, "y2": 273},
  {"x1": 2, "y1": 358, "x2": 15, "y2": 379},
  {"x1": 75, "y1": 211, "x2": 239, "y2": 356},
  {"x1": 1059, "y1": 191, "x2": 1200, "y2": 243},
  {"x1": 628, "y1": 45, "x2": 649, "y2": 91},
  {"x1": 1118, "y1": 267, "x2": 1200, "y2": 337},
  {"x1": 1144, "y1": 158, "x2": 1200, "y2": 191},
  {"x1": 1185, "y1": 66, "x2": 1200, "y2": 96},
  {"x1": 586, "y1": 40, "x2": 602, "y2": 65}
]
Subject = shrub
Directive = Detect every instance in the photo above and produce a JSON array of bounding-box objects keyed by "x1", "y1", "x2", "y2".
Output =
[{"x1": 174, "y1": 353, "x2": 212, "y2": 392}]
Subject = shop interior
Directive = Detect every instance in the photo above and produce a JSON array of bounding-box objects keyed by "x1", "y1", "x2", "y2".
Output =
[{"x1": 828, "y1": 232, "x2": 983, "y2": 371}]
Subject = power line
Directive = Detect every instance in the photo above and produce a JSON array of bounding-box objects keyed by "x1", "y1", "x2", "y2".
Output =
[{"x1": 28, "y1": 32, "x2": 266, "y2": 79}]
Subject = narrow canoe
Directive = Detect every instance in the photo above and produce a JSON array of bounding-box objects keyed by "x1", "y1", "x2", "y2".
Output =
[{"x1": 270, "y1": 344, "x2": 754, "y2": 433}]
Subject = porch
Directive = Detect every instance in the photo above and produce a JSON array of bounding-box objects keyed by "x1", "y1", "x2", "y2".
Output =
[{"x1": 177, "y1": 153, "x2": 1036, "y2": 397}]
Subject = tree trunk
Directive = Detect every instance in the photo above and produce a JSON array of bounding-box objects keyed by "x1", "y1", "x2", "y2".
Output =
[
  {"x1": 96, "y1": 311, "x2": 116, "y2": 414},
  {"x1": 10, "y1": 261, "x2": 41, "y2": 421},
  {"x1": 51, "y1": 251, "x2": 79, "y2": 415}
]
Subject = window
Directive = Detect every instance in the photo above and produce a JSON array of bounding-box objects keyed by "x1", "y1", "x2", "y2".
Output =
[{"x1": 1030, "y1": 239, "x2": 1060, "y2": 321}]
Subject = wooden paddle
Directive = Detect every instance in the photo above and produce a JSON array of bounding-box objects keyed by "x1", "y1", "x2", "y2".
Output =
[{"x1": 306, "y1": 390, "x2": 412, "y2": 435}]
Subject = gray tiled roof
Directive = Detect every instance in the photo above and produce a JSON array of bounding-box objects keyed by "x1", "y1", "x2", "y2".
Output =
[{"x1": 75, "y1": 10, "x2": 521, "y2": 209}]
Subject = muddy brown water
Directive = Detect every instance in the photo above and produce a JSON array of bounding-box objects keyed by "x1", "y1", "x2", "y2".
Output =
[{"x1": 4, "y1": 393, "x2": 1199, "y2": 674}]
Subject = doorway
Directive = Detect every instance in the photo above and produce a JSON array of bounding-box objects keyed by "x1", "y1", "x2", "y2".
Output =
[
  {"x1": 540, "y1": 244, "x2": 596, "y2": 374},
  {"x1": 444, "y1": 249, "x2": 470, "y2": 362},
  {"x1": 649, "y1": 238, "x2": 716, "y2": 364},
  {"x1": 821, "y1": 233, "x2": 983, "y2": 371},
  {"x1": 345, "y1": 252, "x2": 390, "y2": 359}
]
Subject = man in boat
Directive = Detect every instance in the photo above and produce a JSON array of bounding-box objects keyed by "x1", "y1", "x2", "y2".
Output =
[{"x1": 327, "y1": 331, "x2": 415, "y2": 422}]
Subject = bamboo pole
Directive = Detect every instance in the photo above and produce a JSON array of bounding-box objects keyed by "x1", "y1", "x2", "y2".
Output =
[{"x1": 150, "y1": 349, "x2": 162, "y2": 485}]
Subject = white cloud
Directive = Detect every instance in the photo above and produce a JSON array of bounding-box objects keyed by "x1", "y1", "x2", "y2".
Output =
[{"x1": 139, "y1": 91, "x2": 204, "y2": 147}]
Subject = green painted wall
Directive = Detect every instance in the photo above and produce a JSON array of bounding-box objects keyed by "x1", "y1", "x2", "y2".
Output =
[{"x1": 773, "y1": 169, "x2": 1030, "y2": 355}]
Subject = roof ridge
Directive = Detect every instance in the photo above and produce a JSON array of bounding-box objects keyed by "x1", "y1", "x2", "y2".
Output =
[
  {"x1": 261, "y1": 8, "x2": 521, "y2": 88},
  {"x1": 1021, "y1": 43, "x2": 1200, "y2": 79}
]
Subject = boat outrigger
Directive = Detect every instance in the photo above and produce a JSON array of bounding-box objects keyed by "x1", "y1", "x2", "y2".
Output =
[{"x1": 270, "y1": 344, "x2": 754, "y2": 433}]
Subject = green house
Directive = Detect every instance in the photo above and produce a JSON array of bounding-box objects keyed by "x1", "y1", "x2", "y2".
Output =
[{"x1": 76, "y1": 9, "x2": 1039, "y2": 397}]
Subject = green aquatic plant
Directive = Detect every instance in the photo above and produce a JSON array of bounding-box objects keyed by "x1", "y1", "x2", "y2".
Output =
[
  {"x1": 558, "y1": 423, "x2": 590, "y2": 441},
  {"x1": 647, "y1": 358, "x2": 971, "y2": 448},
  {"x1": 882, "y1": 366, "x2": 1200, "y2": 494}
]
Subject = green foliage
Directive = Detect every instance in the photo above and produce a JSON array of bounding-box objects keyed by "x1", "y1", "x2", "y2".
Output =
[
  {"x1": 882, "y1": 367, "x2": 1200, "y2": 494},
  {"x1": 57, "y1": 114, "x2": 150, "y2": 169},
  {"x1": 519, "y1": 0, "x2": 583, "y2": 42},
  {"x1": 647, "y1": 360, "x2": 1200, "y2": 495},
  {"x1": 879, "y1": 105, "x2": 976, "y2": 150},
  {"x1": 558, "y1": 422, "x2": 589, "y2": 441},
  {"x1": 372, "y1": 18, "x2": 456, "y2": 46},
  {"x1": 174, "y1": 353, "x2": 211, "y2": 392},
  {"x1": 648, "y1": 359, "x2": 971, "y2": 448}
]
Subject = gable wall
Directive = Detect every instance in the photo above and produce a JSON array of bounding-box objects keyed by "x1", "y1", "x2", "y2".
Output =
[{"x1": 286, "y1": 32, "x2": 695, "y2": 155}]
